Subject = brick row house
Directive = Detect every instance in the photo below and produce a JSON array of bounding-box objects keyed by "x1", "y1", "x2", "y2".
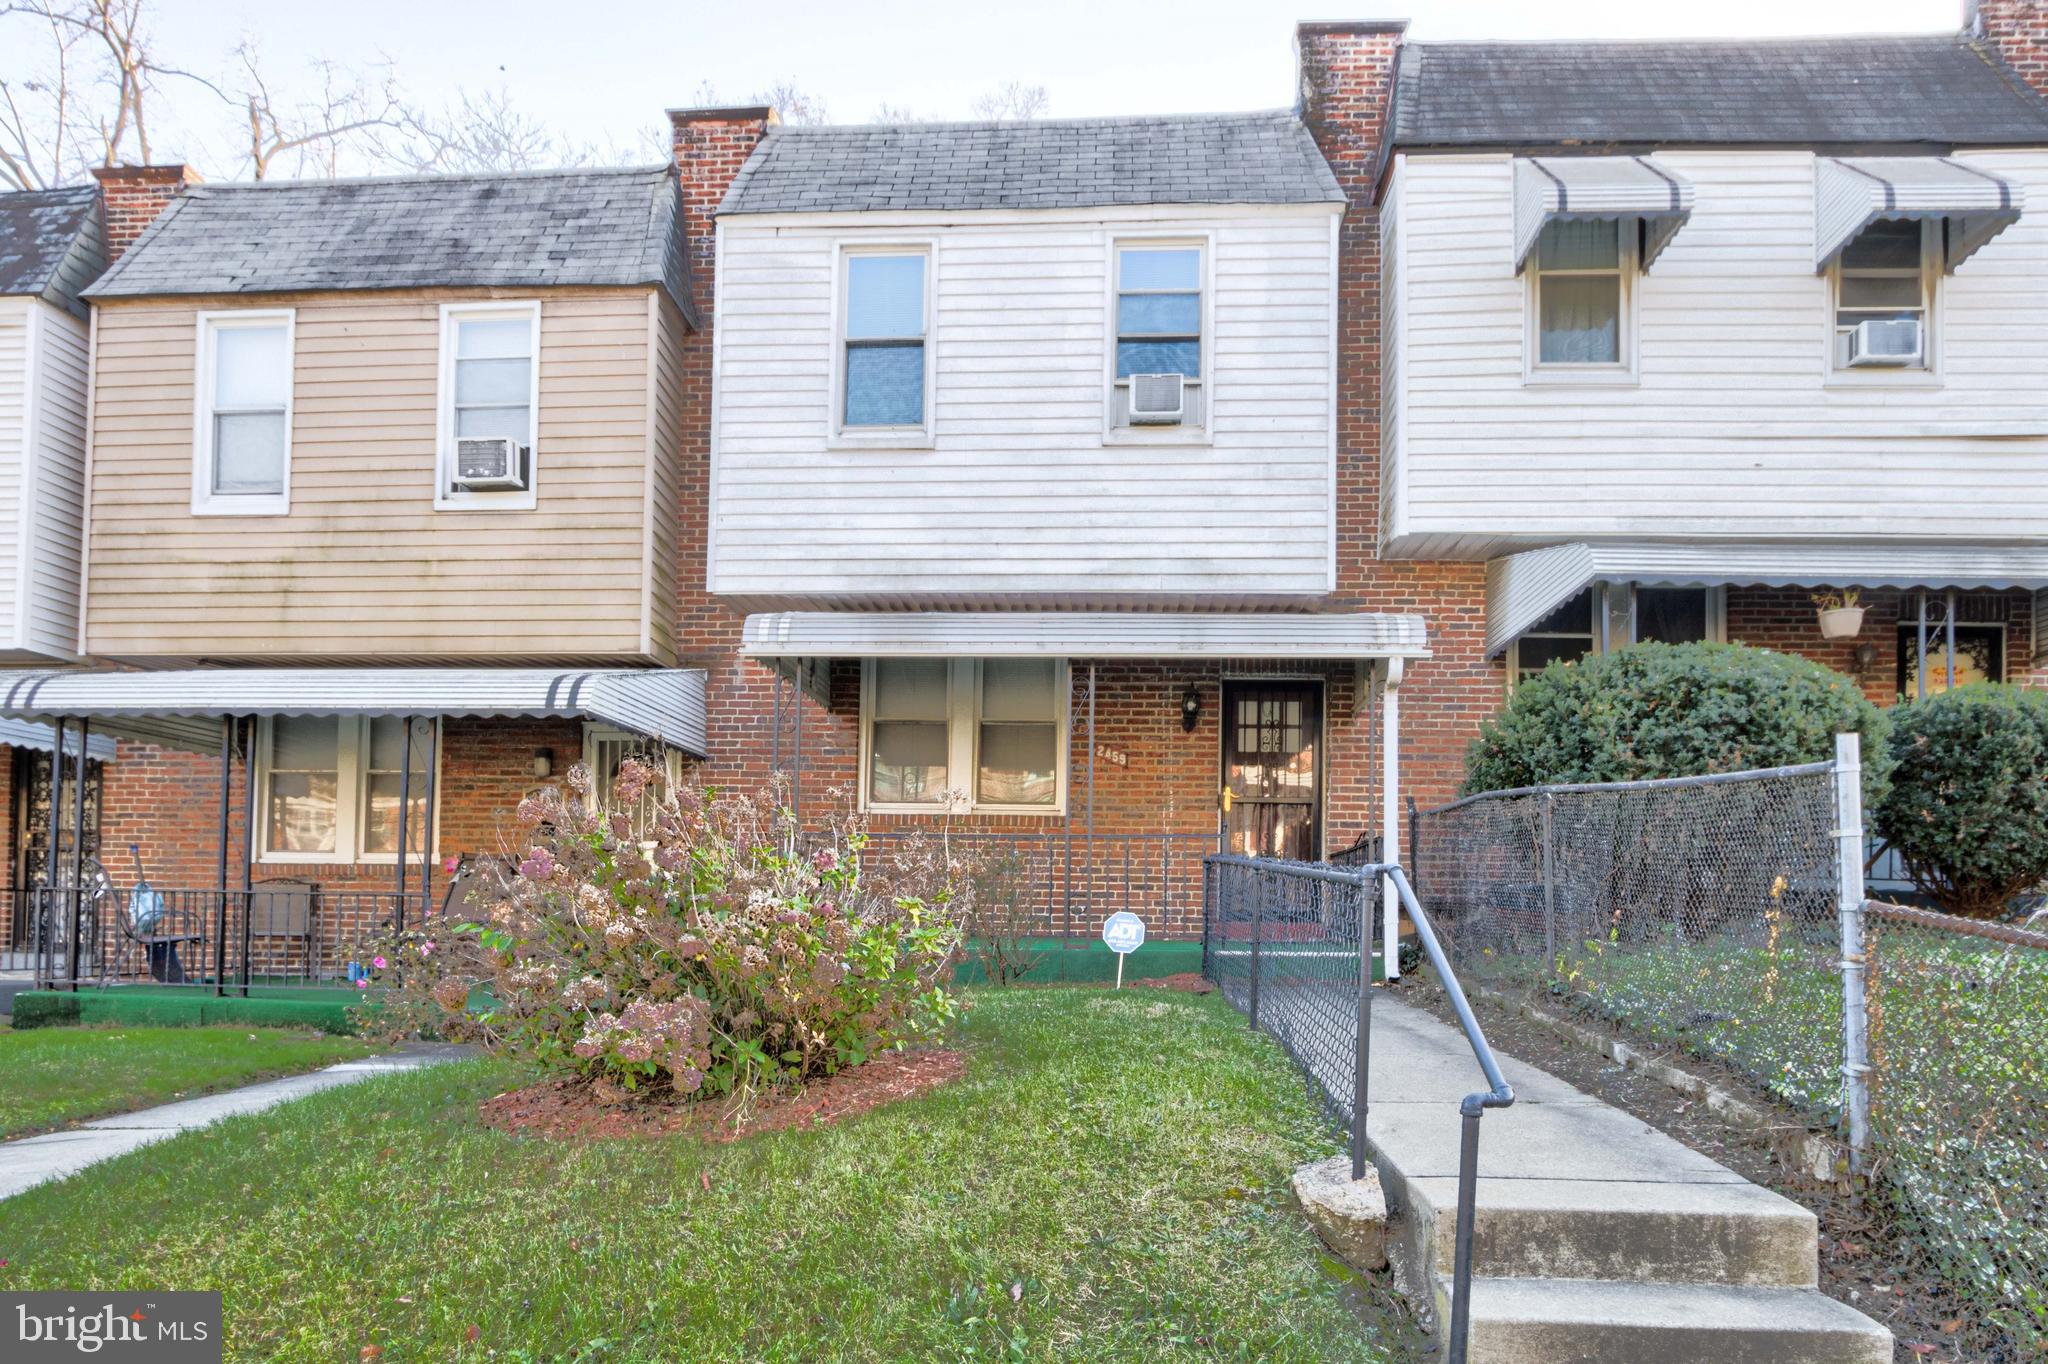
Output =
[{"x1": 6, "y1": 5, "x2": 2048, "y2": 984}]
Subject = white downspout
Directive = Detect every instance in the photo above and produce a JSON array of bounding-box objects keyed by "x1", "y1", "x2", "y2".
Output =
[{"x1": 1381, "y1": 656, "x2": 1404, "y2": 981}]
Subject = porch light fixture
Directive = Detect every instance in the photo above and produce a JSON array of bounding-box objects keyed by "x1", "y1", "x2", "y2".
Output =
[
  {"x1": 1854, "y1": 642, "x2": 1880, "y2": 671},
  {"x1": 532, "y1": 748, "x2": 554, "y2": 779},
  {"x1": 1180, "y1": 685, "x2": 1201, "y2": 733}
]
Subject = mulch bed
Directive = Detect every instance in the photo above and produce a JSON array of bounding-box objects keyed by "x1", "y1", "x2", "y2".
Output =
[
  {"x1": 1403, "y1": 981, "x2": 1985, "y2": 1364},
  {"x1": 478, "y1": 1049, "x2": 964, "y2": 1143}
]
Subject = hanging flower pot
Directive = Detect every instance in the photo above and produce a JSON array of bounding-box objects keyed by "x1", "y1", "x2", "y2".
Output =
[{"x1": 1813, "y1": 591, "x2": 1866, "y2": 641}]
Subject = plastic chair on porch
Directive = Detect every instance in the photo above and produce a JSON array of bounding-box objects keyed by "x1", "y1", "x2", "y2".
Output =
[{"x1": 248, "y1": 878, "x2": 321, "y2": 983}]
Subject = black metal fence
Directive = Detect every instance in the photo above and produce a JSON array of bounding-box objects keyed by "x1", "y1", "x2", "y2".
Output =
[
  {"x1": 1202, "y1": 853, "x2": 1512, "y2": 1364},
  {"x1": 861, "y1": 829, "x2": 1217, "y2": 940},
  {"x1": 19, "y1": 882, "x2": 438, "y2": 993}
]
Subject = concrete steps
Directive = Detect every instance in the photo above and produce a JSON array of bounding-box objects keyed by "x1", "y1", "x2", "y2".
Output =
[
  {"x1": 1362, "y1": 997, "x2": 1889, "y2": 1363},
  {"x1": 1451, "y1": 1278, "x2": 1893, "y2": 1364}
]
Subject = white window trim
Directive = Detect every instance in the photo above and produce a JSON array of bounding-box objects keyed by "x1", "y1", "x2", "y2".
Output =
[
  {"x1": 1523, "y1": 220, "x2": 1640, "y2": 386},
  {"x1": 859, "y1": 658, "x2": 1069, "y2": 816},
  {"x1": 192, "y1": 308, "x2": 295, "y2": 516},
  {"x1": 435, "y1": 300, "x2": 541, "y2": 511},
  {"x1": 1103, "y1": 232, "x2": 1216, "y2": 446},
  {"x1": 828, "y1": 240, "x2": 937, "y2": 450},
  {"x1": 1823, "y1": 219, "x2": 1943, "y2": 389},
  {"x1": 253, "y1": 716, "x2": 440, "y2": 865}
]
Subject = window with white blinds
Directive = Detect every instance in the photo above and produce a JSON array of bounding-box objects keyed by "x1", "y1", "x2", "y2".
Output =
[{"x1": 862, "y1": 659, "x2": 1066, "y2": 813}]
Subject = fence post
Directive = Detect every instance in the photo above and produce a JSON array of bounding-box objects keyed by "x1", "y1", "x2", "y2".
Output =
[
  {"x1": 1832, "y1": 732, "x2": 1872, "y2": 1173},
  {"x1": 1540, "y1": 791, "x2": 1557, "y2": 961},
  {"x1": 1247, "y1": 867, "x2": 1263, "y2": 1032},
  {"x1": 1352, "y1": 869, "x2": 1376, "y2": 1180}
]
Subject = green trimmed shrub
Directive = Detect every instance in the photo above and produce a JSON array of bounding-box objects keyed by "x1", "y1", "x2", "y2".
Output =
[
  {"x1": 1463, "y1": 642, "x2": 1889, "y2": 799},
  {"x1": 8, "y1": 992, "x2": 81, "y2": 1029},
  {"x1": 1875, "y1": 683, "x2": 2048, "y2": 918}
]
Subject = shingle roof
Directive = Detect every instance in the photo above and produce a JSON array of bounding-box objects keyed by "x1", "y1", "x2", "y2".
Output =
[
  {"x1": 0, "y1": 185, "x2": 103, "y2": 318},
  {"x1": 718, "y1": 111, "x2": 1344, "y2": 215},
  {"x1": 85, "y1": 165, "x2": 694, "y2": 321},
  {"x1": 1391, "y1": 34, "x2": 2048, "y2": 149}
]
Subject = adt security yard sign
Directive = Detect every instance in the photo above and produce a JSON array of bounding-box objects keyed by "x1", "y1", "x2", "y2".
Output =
[{"x1": 1102, "y1": 911, "x2": 1146, "y2": 988}]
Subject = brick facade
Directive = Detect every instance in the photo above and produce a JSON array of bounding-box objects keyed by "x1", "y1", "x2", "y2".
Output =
[{"x1": 1975, "y1": 1, "x2": 2048, "y2": 92}]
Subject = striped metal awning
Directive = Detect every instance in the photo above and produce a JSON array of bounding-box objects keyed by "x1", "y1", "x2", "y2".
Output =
[
  {"x1": 1815, "y1": 157, "x2": 2022, "y2": 272},
  {"x1": 0, "y1": 668, "x2": 709, "y2": 756},
  {"x1": 1513, "y1": 156, "x2": 1695, "y2": 272},
  {"x1": 0, "y1": 717, "x2": 116, "y2": 761},
  {"x1": 741, "y1": 611, "x2": 1430, "y2": 661},
  {"x1": 1487, "y1": 542, "x2": 2048, "y2": 656}
]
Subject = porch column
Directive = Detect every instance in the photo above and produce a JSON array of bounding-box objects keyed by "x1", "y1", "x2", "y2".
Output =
[{"x1": 1381, "y1": 658, "x2": 1403, "y2": 980}]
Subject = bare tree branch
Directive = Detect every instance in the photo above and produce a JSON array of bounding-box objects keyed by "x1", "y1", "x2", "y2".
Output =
[
  {"x1": 968, "y1": 80, "x2": 1048, "y2": 123},
  {"x1": 235, "y1": 42, "x2": 405, "y2": 180}
]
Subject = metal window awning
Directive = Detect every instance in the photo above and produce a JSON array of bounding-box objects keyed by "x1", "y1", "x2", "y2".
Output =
[
  {"x1": 741, "y1": 611, "x2": 1430, "y2": 661},
  {"x1": 1513, "y1": 156, "x2": 1695, "y2": 272},
  {"x1": 1815, "y1": 157, "x2": 2022, "y2": 272},
  {"x1": 1487, "y1": 542, "x2": 2048, "y2": 656},
  {"x1": 0, "y1": 717, "x2": 116, "y2": 761},
  {"x1": 0, "y1": 667, "x2": 709, "y2": 756}
]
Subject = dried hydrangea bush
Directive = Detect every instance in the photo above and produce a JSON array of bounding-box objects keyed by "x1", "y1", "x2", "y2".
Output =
[{"x1": 361, "y1": 762, "x2": 970, "y2": 1104}]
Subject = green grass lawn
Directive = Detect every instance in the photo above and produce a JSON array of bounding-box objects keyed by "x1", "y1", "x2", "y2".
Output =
[
  {"x1": 0, "y1": 1025, "x2": 375, "y2": 1140},
  {"x1": 0, "y1": 989, "x2": 1415, "y2": 1363}
]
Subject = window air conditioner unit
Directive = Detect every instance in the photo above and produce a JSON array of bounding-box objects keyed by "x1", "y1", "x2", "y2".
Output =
[
  {"x1": 1845, "y1": 318, "x2": 1922, "y2": 368},
  {"x1": 453, "y1": 436, "x2": 529, "y2": 491},
  {"x1": 1128, "y1": 372, "x2": 1185, "y2": 425}
]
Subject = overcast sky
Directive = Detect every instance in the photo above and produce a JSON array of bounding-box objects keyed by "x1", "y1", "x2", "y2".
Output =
[{"x1": 24, "y1": 0, "x2": 1975, "y2": 175}]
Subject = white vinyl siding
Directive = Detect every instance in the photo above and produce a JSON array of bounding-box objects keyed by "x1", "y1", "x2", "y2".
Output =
[
  {"x1": 0, "y1": 298, "x2": 88, "y2": 663},
  {"x1": 1383, "y1": 149, "x2": 2048, "y2": 559},
  {"x1": 711, "y1": 206, "x2": 1340, "y2": 606}
]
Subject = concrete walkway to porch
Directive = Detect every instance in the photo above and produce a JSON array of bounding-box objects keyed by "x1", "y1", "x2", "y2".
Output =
[
  {"x1": 1335, "y1": 994, "x2": 1893, "y2": 1362},
  {"x1": 0, "y1": 1043, "x2": 466, "y2": 1202}
]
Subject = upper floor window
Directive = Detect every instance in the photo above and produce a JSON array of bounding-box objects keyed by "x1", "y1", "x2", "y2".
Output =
[
  {"x1": 437, "y1": 302, "x2": 539, "y2": 510},
  {"x1": 840, "y1": 250, "x2": 930, "y2": 434},
  {"x1": 862, "y1": 658, "x2": 1066, "y2": 813},
  {"x1": 1531, "y1": 221, "x2": 1629, "y2": 370},
  {"x1": 1110, "y1": 242, "x2": 1208, "y2": 435},
  {"x1": 1832, "y1": 219, "x2": 1931, "y2": 373},
  {"x1": 1116, "y1": 246, "x2": 1202, "y2": 378},
  {"x1": 194, "y1": 310, "x2": 293, "y2": 515}
]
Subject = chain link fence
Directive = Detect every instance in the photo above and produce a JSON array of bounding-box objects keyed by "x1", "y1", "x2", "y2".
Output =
[
  {"x1": 1413, "y1": 749, "x2": 2048, "y2": 1353},
  {"x1": 1865, "y1": 902, "x2": 2048, "y2": 1352},
  {"x1": 1203, "y1": 855, "x2": 1378, "y2": 1134},
  {"x1": 1414, "y1": 760, "x2": 1850, "y2": 1118}
]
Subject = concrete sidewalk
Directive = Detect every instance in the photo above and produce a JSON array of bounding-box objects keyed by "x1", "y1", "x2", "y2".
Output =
[{"x1": 0, "y1": 1044, "x2": 466, "y2": 1202}]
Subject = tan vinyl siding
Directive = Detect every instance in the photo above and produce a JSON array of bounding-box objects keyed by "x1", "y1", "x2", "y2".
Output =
[{"x1": 85, "y1": 287, "x2": 678, "y2": 663}]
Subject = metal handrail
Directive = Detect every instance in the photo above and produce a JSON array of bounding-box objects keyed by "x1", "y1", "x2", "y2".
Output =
[{"x1": 1204, "y1": 853, "x2": 1515, "y2": 1364}]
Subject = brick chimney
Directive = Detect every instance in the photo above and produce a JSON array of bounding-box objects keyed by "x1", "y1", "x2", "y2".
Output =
[
  {"x1": 1294, "y1": 21, "x2": 1406, "y2": 593},
  {"x1": 90, "y1": 163, "x2": 200, "y2": 263},
  {"x1": 666, "y1": 105, "x2": 777, "y2": 316},
  {"x1": 1971, "y1": 1, "x2": 2048, "y2": 94}
]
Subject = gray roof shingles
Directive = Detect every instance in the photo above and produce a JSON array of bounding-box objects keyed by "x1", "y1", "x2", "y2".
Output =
[
  {"x1": 0, "y1": 184, "x2": 103, "y2": 317},
  {"x1": 85, "y1": 165, "x2": 693, "y2": 321},
  {"x1": 1391, "y1": 34, "x2": 2048, "y2": 149},
  {"x1": 719, "y1": 110, "x2": 1343, "y2": 215}
]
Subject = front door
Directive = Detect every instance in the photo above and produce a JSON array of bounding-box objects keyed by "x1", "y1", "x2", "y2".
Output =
[
  {"x1": 1222, "y1": 680, "x2": 1322, "y2": 860},
  {"x1": 10, "y1": 747, "x2": 104, "y2": 949}
]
